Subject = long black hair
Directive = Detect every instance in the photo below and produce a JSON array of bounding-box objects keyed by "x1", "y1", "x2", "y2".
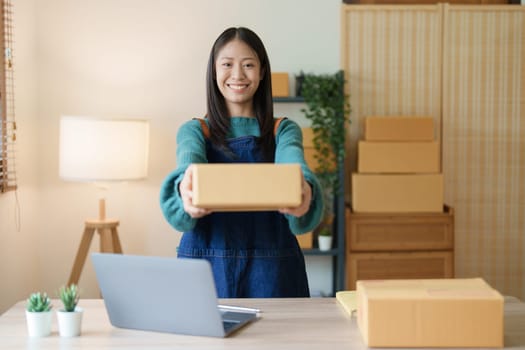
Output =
[{"x1": 205, "y1": 27, "x2": 275, "y2": 160}]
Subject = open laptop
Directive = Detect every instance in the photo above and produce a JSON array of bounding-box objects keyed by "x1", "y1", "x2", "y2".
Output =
[{"x1": 91, "y1": 253, "x2": 259, "y2": 337}]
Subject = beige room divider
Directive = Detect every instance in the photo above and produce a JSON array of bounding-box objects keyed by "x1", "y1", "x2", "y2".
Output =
[
  {"x1": 342, "y1": 4, "x2": 525, "y2": 300},
  {"x1": 442, "y1": 5, "x2": 525, "y2": 300}
]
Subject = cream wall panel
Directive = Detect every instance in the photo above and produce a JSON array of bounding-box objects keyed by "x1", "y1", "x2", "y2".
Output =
[
  {"x1": 341, "y1": 5, "x2": 443, "y2": 185},
  {"x1": 442, "y1": 5, "x2": 525, "y2": 300}
]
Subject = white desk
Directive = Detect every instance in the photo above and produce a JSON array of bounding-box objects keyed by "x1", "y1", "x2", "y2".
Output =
[{"x1": 1, "y1": 297, "x2": 524, "y2": 349}]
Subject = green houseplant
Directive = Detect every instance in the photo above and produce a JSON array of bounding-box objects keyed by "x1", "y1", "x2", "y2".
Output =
[
  {"x1": 57, "y1": 284, "x2": 83, "y2": 337},
  {"x1": 301, "y1": 70, "x2": 351, "y2": 239},
  {"x1": 25, "y1": 292, "x2": 53, "y2": 337}
]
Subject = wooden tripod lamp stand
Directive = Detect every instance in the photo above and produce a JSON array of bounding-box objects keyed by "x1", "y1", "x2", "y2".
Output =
[{"x1": 59, "y1": 116, "x2": 150, "y2": 286}]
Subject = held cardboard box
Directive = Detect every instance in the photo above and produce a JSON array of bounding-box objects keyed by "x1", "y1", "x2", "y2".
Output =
[
  {"x1": 271, "y1": 72, "x2": 290, "y2": 97},
  {"x1": 364, "y1": 116, "x2": 435, "y2": 141},
  {"x1": 358, "y1": 141, "x2": 440, "y2": 173},
  {"x1": 356, "y1": 278, "x2": 504, "y2": 348},
  {"x1": 352, "y1": 173, "x2": 443, "y2": 213},
  {"x1": 192, "y1": 164, "x2": 301, "y2": 211}
]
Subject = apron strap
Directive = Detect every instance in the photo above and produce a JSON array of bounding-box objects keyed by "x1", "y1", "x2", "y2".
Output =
[
  {"x1": 193, "y1": 117, "x2": 211, "y2": 139},
  {"x1": 193, "y1": 117, "x2": 286, "y2": 140},
  {"x1": 273, "y1": 117, "x2": 286, "y2": 136}
]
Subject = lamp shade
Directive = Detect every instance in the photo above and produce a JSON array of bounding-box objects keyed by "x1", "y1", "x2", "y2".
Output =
[{"x1": 59, "y1": 116, "x2": 150, "y2": 181}]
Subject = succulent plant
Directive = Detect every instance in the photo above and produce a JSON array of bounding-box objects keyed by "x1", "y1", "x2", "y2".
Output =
[
  {"x1": 59, "y1": 284, "x2": 79, "y2": 312},
  {"x1": 26, "y1": 292, "x2": 52, "y2": 312}
]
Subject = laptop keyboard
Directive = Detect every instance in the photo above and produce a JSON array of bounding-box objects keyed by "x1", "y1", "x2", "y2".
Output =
[{"x1": 223, "y1": 320, "x2": 239, "y2": 332}]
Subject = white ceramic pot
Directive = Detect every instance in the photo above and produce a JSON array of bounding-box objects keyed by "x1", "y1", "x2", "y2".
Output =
[
  {"x1": 57, "y1": 307, "x2": 83, "y2": 337},
  {"x1": 25, "y1": 310, "x2": 52, "y2": 337},
  {"x1": 318, "y1": 235, "x2": 332, "y2": 251}
]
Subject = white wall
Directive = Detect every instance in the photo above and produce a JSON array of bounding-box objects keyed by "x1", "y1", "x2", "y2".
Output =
[{"x1": 0, "y1": 0, "x2": 341, "y2": 311}]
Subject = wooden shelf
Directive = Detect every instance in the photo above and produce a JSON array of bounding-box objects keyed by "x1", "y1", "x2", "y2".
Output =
[{"x1": 273, "y1": 96, "x2": 305, "y2": 103}]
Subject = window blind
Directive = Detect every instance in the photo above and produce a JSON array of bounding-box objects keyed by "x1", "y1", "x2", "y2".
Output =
[{"x1": 0, "y1": 0, "x2": 16, "y2": 193}]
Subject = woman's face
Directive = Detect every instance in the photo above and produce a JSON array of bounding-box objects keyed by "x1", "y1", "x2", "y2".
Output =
[{"x1": 215, "y1": 38, "x2": 262, "y2": 117}]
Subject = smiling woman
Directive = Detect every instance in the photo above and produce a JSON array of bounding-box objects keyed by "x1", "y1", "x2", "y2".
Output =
[
  {"x1": 0, "y1": 0, "x2": 17, "y2": 193},
  {"x1": 159, "y1": 27, "x2": 324, "y2": 298}
]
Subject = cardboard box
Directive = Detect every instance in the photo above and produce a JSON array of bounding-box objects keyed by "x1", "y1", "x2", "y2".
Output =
[
  {"x1": 358, "y1": 141, "x2": 440, "y2": 173},
  {"x1": 352, "y1": 173, "x2": 443, "y2": 213},
  {"x1": 356, "y1": 278, "x2": 504, "y2": 348},
  {"x1": 193, "y1": 164, "x2": 301, "y2": 210},
  {"x1": 365, "y1": 116, "x2": 435, "y2": 141},
  {"x1": 302, "y1": 128, "x2": 336, "y2": 172},
  {"x1": 271, "y1": 72, "x2": 289, "y2": 97},
  {"x1": 301, "y1": 128, "x2": 315, "y2": 148},
  {"x1": 296, "y1": 231, "x2": 313, "y2": 249}
]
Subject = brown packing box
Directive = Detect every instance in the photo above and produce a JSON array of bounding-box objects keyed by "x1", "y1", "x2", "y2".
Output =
[
  {"x1": 271, "y1": 72, "x2": 289, "y2": 97},
  {"x1": 302, "y1": 128, "x2": 336, "y2": 172},
  {"x1": 301, "y1": 128, "x2": 315, "y2": 148},
  {"x1": 358, "y1": 141, "x2": 440, "y2": 173},
  {"x1": 352, "y1": 173, "x2": 443, "y2": 213},
  {"x1": 296, "y1": 231, "x2": 313, "y2": 249},
  {"x1": 193, "y1": 164, "x2": 301, "y2": 211},
  {"x1": 365, "y1": 116, "x2": 434, "y2": 141},
  {"x1": 356, "y1": 278, "x2": 504, "y2": 348}
]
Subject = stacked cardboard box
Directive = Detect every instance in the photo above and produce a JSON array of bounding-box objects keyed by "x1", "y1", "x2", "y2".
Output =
[
  {"x1": 352, "y1": 116, "x2": 443, "y2": 213},
  {"x1": 297, "y1": 127, "x2": 337, "y2": 249},
  {"x1": 271, "y1": 72, "x2": 290, "y2": 97},
  {"x1": 295, "y1": 128, "x2": 318, "y2": 249}
]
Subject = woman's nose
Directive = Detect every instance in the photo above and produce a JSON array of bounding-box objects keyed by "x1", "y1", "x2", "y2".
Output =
[{"x1": 231, "y1": 64, "x2": 245, "y2": 79}]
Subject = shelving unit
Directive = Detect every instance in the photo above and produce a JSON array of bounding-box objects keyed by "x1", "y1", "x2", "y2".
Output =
[
  {"x1": 274, "y1": 97, "x2": 345, "y2": 296},
  {"x1": 273, "y1": 96, "x2": 305, "y2": 103}
]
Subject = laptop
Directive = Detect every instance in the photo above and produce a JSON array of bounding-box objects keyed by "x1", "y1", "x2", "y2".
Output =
[{"x1": 91, "y1": 253, "x2": 259, "y2": 337}]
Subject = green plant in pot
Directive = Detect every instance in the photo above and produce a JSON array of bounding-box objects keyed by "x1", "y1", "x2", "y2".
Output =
[
  {"x1": 57, "y1": 284, "x2": 83, "y2": 337},
  {"x1": 25, "y1": 292, "x2": 53, "y2": 337},
  {"x1": 301, "y1": 70, "x2": 351, "y2": 240}
]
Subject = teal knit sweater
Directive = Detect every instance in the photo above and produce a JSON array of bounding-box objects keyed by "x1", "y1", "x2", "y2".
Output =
[{"x1": 159, "y1": 117, "x2": 324, "y2": 234}]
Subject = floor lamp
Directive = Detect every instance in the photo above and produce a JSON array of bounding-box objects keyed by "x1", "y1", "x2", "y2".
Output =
[{"x1": 59, "y1": 116, "x2": 150, "y2": 286}]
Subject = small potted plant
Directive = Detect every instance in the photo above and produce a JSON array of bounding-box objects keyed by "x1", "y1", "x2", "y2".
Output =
[
  {"x1": 56, "y1": 284, "x2": 83, "y2": 337},
  {"x1": 317, "y1": 227, "x2": 333, "y2": 251},
  {"x1": 25, "y1": 292, "x2": 53, "y2": 337}
]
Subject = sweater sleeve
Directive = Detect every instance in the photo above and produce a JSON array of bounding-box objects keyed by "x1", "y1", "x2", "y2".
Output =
[
  {"x1": 274, "y1": 118, "x2": 324, "y2": 234},
  {"x1": 159, "y1": 120, "x2": 208, "y2": 232}
]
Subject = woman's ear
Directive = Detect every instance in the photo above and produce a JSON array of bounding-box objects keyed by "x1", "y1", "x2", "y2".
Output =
[{"x1": 260, "y1": 68, "x2": 265, "y2": 81}]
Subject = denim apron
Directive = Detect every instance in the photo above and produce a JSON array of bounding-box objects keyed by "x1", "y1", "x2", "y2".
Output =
[{"x1": 177, "y1": 121, "x2": 310, "y2": 298}]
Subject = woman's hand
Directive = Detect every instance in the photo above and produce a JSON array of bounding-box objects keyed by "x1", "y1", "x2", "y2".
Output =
[
  {"x1": 179, "y1": 164, "x2": 212, "y2": 218},
  {"x1": 279, "y1": 175, "x2": 312, "y2": 217}
]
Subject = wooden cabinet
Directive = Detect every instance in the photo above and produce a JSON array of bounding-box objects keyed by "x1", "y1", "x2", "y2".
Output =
[
  {"x1": 342, "y1": 0, "x2": 510, "y2": 4},
  {"x1": 345, "y1": 206, "x2": 454, "y2": 290}
]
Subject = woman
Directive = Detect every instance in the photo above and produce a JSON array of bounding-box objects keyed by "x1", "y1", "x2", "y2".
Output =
[{"x1": 160, "y1": 27, "x2": 323, "y2": 298}]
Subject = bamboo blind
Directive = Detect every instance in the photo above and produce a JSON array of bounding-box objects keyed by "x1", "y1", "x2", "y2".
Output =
[
  {"x1": 341, "y1": 4, "x2": 525, "y2": 301},
  {"x1": 0, "y1": 0, "x2": 16, "y2": 193}
]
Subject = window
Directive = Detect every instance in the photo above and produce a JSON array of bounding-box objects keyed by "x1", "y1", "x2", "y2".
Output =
[{"x1": 0, "y1": 0, "x2": 16, "y2": 193}]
